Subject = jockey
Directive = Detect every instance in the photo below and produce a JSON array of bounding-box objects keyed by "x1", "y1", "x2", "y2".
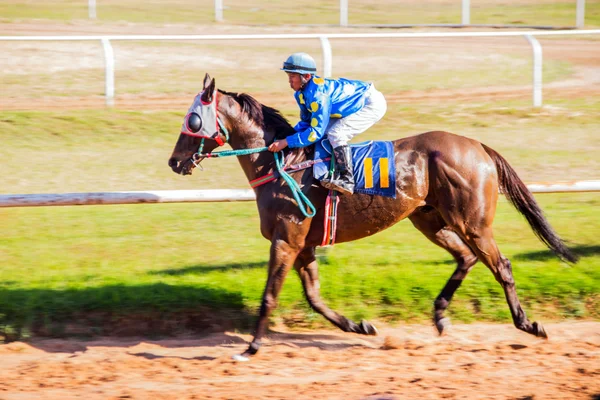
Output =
[{"x1": 268, "y1": 52, "x2": 387, "y2": 195}]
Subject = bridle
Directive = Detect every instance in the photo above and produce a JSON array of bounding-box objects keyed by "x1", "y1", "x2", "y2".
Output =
[
  {"x1": 189, "y1": 120, "x2": 230, "y2": 170},
  {"x1": 180, "y1": 89, "x2": 230, "y2": 170}
]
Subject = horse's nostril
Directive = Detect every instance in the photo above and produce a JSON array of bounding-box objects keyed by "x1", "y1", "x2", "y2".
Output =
[{"x1": 168, "y1": 158, "x2": 178, "y2": 168}]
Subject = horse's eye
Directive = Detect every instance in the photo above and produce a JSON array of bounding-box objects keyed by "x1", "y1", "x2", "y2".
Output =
[{"x1": 187, "y1": 113, "x2": 202, "y2": 133}]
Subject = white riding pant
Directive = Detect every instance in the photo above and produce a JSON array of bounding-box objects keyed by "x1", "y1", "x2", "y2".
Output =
[{"x1": 325, "y1": 84, "x2": 387, "y2": 148}]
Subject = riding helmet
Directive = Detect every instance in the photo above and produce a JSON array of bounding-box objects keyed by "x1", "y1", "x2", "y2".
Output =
[{"x1": 281, "y1": 52, "x2": 317, "y2": 74}]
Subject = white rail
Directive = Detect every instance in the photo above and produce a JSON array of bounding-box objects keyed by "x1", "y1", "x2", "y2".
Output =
[
  {"x1": 86, "y1": 1, "x2": 587, "y2": 28},
  {"x1": 524, "y1": 180, "x2": 600, "y2": 193},
  {"x1": 0, "y1": 189, "x2": 256, "y2": 208},
  {"x1": 2, "y1": 30, "x2": 599, "y2": 108},
  {"x1": 1, "y1": 181, "x2": 598, "y2": 208},
  {"x1": 6, "y1": 30, "x2": 600, "y2": 41}
]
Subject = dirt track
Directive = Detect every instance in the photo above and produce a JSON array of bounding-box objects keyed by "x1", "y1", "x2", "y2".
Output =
[{"x1": 1, "y1": 322, "x2": 599, "y2": 399}]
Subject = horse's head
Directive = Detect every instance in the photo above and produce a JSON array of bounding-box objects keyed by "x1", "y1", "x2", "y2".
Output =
[
  {"x1": 168, "y1": 73, "x2": 230, "y2": 175},
  {"x1": 169, "y1": 74, "x2": 299, "y2": 179}
]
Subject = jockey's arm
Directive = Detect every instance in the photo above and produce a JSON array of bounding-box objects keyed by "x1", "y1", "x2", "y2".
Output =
[{"x1": 286, "y1": 92, "x2": 331, "y2": 148}]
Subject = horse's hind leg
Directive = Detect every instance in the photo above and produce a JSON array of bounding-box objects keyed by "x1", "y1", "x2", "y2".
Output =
[
  {"x1": 409, "y1": 209, "x2": 479, "y2": 335},
  {"x1": 435, "y1": 205, "x2": 548, "y2": 339},
  {"x1": 294, "y1": 247, "x2": 377, "y2": 335},
  {"x1": 468, "y1": 230, "x2": 547, "y2": 338},
  {"x1": 429, "y1": 151, "x2": 547, "y2": 339}
]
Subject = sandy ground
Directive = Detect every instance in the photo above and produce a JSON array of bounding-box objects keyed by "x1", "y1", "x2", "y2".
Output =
[{"x1": 1, "y1": 321, "x2": 599, "y2": 399}]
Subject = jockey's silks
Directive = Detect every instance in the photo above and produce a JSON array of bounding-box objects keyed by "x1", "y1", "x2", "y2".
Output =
[{"x1": 286, "y1": 76, "x2": 371, "y2": 148}]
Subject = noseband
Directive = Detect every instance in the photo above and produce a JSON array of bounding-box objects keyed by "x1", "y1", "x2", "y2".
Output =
[{"x1": 189, "y1": 118, "x2": 230, "y2": 168}]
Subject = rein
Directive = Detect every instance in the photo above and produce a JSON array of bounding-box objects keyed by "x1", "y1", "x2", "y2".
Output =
[
  {"x1": 249, "y1": 157, "x2": 330, "y2": 188},
  {"x1": 195, "y1": 145, "x2": 317, "y2": 218}
]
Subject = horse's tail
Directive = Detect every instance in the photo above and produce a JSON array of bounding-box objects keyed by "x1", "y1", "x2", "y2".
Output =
[{"x1": 482, "y1": 144, "x2": 578, "y2": 263}]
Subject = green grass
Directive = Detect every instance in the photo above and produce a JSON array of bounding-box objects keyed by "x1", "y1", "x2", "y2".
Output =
[
  {"x1": 0, "y1": 104, "x2": 599, "y2": 340},
  {"x1": 1, "y1": 101, "x2": 598, "y2": 194},
  {"x1": 0, "y1": 194, "x2": 598, "y2": 340}
]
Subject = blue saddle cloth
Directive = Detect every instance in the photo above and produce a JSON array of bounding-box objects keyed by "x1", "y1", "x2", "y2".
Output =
[{"x1": 314, "y1": 139, "x2": 396, "y2": 198}]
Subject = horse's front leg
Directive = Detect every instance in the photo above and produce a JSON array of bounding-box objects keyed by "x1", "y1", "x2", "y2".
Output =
[
  {"x1": 237, "y1": 238, "x2": 298, "y2": 360},
  {"x1": 295, "y1": 247, "x2": 378, "y2": 335}
]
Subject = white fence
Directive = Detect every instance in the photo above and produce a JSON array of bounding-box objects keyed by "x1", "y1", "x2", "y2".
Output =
[
  {"x1": 85, "y1": 0, "x2": 588, "y2": 29},
  {"x1": 1, "y1": 181, "x2": 599, "y2": 208},
  {"x1": 2, "y1": 29, "x2": 600, "y2": 108},
  {"x1": 331, "y1": 0, "x2": 587, "y2": 28},
  {"x1": 0, "y1": 189, "x2": 256, "y2": 208}
]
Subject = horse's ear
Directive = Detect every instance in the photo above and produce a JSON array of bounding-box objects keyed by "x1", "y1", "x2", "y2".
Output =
[
  {"x1": 203, "y1": 73, "x2": 212, "y2": 90},
  {"x1": 202, "y1": 78, "x2": 216, "y2": 103}
]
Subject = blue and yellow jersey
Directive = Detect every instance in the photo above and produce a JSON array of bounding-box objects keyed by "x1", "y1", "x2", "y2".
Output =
[{"x1": 286, "y1": 76, "x2": 371, "y2": 148}]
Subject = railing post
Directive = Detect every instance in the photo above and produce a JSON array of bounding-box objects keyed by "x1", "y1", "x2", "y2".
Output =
[
  {"x1": 101, "y1": 38, "x2": 115, "y2": 107},
  {"x1": 462, "y1": 0, "x2": 470, "y2": 25},
  {"x1": 525, "y1": 35, "x2": 543, "y2": 107},
  {"x1": 215, "y1": 0, "x2": 224, "y2": 22},
  {"x1": 340, "y1": 0, "x2": 348, "y2": 27},
  {"x1": 88, "y1": 0, "x2": 97, "y2": 19},
  {"x1": 576, "y1": 0, "x2": 585, "y2": 29},
  {"x1": 319, "y1": 36, "x2": 332, "y2": 78}
]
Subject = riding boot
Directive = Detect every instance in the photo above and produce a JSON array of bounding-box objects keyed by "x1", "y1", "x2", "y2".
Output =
[{"x1": 321, "y1": 145, "x2": 354, "y2": 195}]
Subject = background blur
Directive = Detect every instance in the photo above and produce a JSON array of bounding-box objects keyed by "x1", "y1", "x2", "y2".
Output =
[{"x1": 0, "y1": 1, "x2": 599, "y2": 339}]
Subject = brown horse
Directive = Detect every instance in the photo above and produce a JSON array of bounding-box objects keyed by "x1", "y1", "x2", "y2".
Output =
[{"x1": 169, "y1": 74, "x2": 577, "y2": 360}]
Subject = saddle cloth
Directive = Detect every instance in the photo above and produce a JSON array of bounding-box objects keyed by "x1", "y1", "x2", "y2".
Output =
[{"x1": 313, "y1": 139, "x2": 396, "y2": 198}]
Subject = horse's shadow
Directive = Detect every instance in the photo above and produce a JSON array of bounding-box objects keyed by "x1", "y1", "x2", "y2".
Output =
[
  {"x1": 126, "y1": 331, "x2": 370, "y2": 361},
  {"x1": 130, "y1": 352, "x2": 217, "y2": 361},
  {"x1": 150, "y1": 244, "x2": 600, "y2": 276},
  {"x1": 23, "y1": 329, "x2": 369, "y2": 361},
  {"x1": 150, "y1": 260, "x2": 266, "y2": 276},
  {"x1": 513, "y1": 244, "x2": 600, "y2": 262},
  {"x1": 21, "y1": 331, "x2": 248, "y2": 355},
  {"x1": 261, "y1": 330, "x2": 376, "y2": 351},
  {"x1": 0, "y1": 283, "x2": 254, "y2": 348}
]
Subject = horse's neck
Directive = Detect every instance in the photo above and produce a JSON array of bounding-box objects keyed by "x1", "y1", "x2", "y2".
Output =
[
  {"x1": 226, "y1": 127, "x2": 263, "y2": 182},
  {"x1": 230, "y1": 128, "x2": 308, "y2": 185}
]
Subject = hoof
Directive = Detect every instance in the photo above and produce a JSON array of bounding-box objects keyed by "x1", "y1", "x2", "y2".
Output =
[
  {"x1": 232, "y1": 342, "x2": 259, "y2": 361},
  {"x1": 232, "y1": 353, "x2": 250, "y2": 362},
  {"x1": 360, "y1": 320, "x2": 378, "y2": 336},
  {"x1": 533, "y1": 322, "x2": 548, "y2": 339},
  {"x1": 435, "y1": 317, "x2": 451, "y2": 335}
]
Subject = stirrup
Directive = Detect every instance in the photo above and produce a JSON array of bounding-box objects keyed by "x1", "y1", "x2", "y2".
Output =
[{"x1": 321, "y1": 179, "x2": 354, "y2": 195}]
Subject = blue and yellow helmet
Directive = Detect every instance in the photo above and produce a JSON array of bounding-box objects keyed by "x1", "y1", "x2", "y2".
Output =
[{"x1": 281, "y1": 52, "x2": 317, "y2": 74}]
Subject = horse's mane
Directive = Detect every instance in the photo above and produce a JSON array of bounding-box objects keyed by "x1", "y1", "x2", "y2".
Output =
[{"x1": 220, "y1": 90, "x2": 295, "y2": 140}]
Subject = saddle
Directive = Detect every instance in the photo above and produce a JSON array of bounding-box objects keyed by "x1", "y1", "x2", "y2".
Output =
[{"x1": 314, "y1": 139, "x2": 396, "y2": 198}]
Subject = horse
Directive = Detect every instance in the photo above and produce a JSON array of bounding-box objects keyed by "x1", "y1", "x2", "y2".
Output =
[{"x1": 168, "y1": 73, "x2": 578, "y2": 360}]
